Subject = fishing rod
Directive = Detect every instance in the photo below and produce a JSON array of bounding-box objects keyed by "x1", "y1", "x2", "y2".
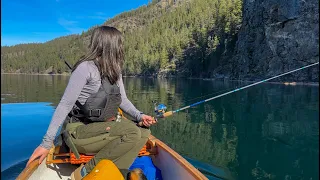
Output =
[
  {"x1": 152, "y1": 62, "x2": 319, "y2": 119},
  {"x1": 58, "y1": 58, "x2": 318, "y2": 123},
  {"x1": 64, "y1": 61, "x2": 73, "y2": 70},
  {"x1": 59, "y1": 55, "x2": 73, "y2": 70}
]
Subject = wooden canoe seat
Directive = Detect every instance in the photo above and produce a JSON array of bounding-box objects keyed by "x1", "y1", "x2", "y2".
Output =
[{"x1": 46, "y1": 138, "x2": 157, "y2": 165}]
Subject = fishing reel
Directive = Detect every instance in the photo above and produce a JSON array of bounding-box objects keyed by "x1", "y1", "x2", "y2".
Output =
[{"x1": 153, "y1": 101, "x2": 167, "y2": 118}]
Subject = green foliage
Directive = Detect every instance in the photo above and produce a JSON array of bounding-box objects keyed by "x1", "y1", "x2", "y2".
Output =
[{"x1": 1, "y1": 0, "x2": 242, "y2": 77}]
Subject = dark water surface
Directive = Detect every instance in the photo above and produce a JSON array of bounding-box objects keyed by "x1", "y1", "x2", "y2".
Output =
[{"x1": 1, "y1": 74, "x2": 319, "y2": 180}]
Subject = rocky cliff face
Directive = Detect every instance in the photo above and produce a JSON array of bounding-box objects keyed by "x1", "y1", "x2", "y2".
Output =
[{"x1": 230, "y1": 0, "x2": 319, "y2": 82}]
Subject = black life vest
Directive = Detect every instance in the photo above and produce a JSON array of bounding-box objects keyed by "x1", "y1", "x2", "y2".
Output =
[{"x1": 69, "y1": 61, "x2": 122, "y2": 123}]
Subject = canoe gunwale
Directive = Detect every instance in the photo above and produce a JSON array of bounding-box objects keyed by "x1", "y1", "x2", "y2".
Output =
[
  {"x1": 16, "y1": 159, "x2": 40, "y2": 180},
  {"x1": 149, "y1": 135, "x2": 208, "y2": 180}
]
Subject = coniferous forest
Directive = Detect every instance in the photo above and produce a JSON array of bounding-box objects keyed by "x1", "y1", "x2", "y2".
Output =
[
  {"x1": 1, "y1": 0, "x2": 242, "y2": 78},
  {"x1": 1, "y1": 0, "x2": 318, "y2": 82}
]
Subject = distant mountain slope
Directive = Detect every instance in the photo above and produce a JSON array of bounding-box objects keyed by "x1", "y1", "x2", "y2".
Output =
[
  {"x1": 1, "y1": 0, "x2": 318, "y2": 82},
  {"x1": 1, "y1": 0, "x2": 242, "y2": 77}
]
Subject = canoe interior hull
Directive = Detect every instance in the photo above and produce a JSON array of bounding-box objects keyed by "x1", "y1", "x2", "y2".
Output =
[{"x1": 17, "y1": 135, "x2": 207, "y2": 180}]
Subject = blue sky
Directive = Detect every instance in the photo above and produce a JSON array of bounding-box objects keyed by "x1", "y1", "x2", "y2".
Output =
[{"x1": 1, "y1": 0, "x2": 149, "y2": 46}]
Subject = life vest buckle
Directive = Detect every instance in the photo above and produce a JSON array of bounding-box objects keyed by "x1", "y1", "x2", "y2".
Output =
[{"x1": 88, "y1": 109, "x2": 102, "y2": 117}]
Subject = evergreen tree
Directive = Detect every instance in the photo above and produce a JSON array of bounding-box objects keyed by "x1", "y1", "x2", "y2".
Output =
[{"x1": 1, "y1": 0, "x2": 243, "y2": 77}]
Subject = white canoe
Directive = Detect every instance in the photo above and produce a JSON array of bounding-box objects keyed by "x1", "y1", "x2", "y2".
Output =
[{"x1": 16, "y1": 135, "x2": 208, "y2": 180}]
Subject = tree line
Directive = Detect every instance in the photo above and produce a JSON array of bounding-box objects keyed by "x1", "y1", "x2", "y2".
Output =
[{"x1": 1, "y1": 0, "x2": 242, "y2": 78}]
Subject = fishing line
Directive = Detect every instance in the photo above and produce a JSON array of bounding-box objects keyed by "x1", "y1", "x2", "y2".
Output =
[
  {"x1": 155, "y1": 62, "x2": 319, "y2": 118},
  {"x1": 173, "y1": 85, "x2": 243, "y2": 110},
  {"x1": 182, "y1": 84, "x2": 244, "y2": 104}
]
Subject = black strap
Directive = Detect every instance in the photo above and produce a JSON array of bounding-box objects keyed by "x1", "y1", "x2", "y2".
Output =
[
  {"x1": 64, "y1": 59, "x2": 103, "y2": 115},
  {"x1": 75, "y1": 100, "x2": 84, "y2": 110}
]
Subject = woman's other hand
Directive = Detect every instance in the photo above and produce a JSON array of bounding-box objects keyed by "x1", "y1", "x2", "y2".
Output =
[
  {"x1": 140, "y1": 115, "x2": 157, "y2": 127},
  {"x1": 26, "y1": 146, "x2": 50, "y2": 166}
]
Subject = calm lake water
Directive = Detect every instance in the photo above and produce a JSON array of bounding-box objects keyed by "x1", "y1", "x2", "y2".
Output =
[{"x1": 1, "y1": 74, "x2": 319, "y2": 180}]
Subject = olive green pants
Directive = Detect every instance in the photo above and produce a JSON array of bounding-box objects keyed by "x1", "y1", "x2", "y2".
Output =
[{"x1": 73, "y1": 119, "x2": 150, "y2": 173}]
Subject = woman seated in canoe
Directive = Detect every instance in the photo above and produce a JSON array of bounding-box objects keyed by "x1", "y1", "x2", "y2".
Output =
[{"x1": 26, "y1": 26, "x2": 157, "y2": 180}]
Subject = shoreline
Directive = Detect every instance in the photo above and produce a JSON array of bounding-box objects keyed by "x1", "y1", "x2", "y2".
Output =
[
  {"x1": 1, "y1": 72, "x2": 71, "y2": 76},
  {"x1": 1, "y1": 72, "x2": 319, "y2": 86}
]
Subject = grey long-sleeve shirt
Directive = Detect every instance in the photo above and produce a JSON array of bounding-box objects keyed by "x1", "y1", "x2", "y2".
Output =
[{"x1": 40, "y1": 61, "x2": 143, "y2": 150}]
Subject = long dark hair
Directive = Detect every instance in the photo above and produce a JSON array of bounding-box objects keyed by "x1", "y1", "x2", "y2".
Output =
[{"x1": 73, "y1": 26, "x2": 124, "y2": 84}]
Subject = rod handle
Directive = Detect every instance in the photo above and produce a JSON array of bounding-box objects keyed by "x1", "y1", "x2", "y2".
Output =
[
  {"x1": 137, "y1": 112, "x2": 173, "y2": 127},
  {"x1": 138, "y1": 116, "x2": 158, "y2": 127},
  {"x1": 162, "y1": 111, "x2": 173, "y2": 118}
]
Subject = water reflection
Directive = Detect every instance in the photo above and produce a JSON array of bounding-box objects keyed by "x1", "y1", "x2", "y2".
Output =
[
  {"x1": 1, "y1": 74, "x2": 318, "y2": 180},
  {"x1": 1, "y1": 74, "x2": 69, "y2": 105}
]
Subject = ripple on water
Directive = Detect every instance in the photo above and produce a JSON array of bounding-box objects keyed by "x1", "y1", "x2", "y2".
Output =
[
  {"x1": 1, "y1": 160, "x2": 27, "y2": 180},
  {"x1": 1, "y1": 93, "x2": 15, "y2": 96}
]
